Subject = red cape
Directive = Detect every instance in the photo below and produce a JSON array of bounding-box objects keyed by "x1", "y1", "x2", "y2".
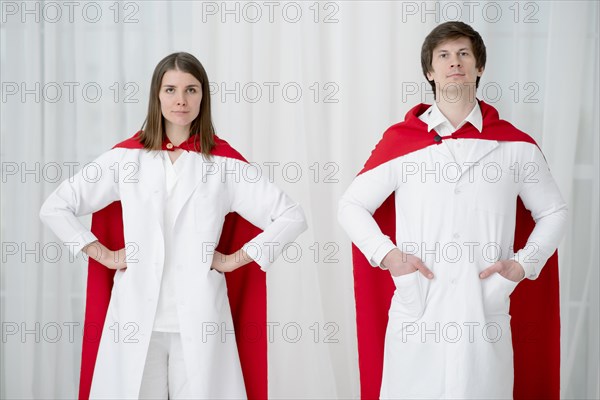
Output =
[
  {"x1": 79, "y1": 132, "x2": 267, "y2": 399},
  {"x1": 353, "y1": 100, "x2": 560, "y2": 399}
]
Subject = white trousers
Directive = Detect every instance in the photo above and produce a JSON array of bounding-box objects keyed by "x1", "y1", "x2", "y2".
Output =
[{"x1": 138, "y1": 331, "x2": 192, "y2": 399}]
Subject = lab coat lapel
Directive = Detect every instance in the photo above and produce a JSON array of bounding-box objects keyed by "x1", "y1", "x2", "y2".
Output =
[
  {"x1": 142, "y1": 152, "x2": 167, "y2": 235},
  {"x1": 459, "y1": 139, "x2": 499, "y2": 181},
  {"x1": 169, "y1": 152, "x2": 203, "y2": 229},
  {"x1": 432, "y1": 140, "x2": 456, "y2": 162}
]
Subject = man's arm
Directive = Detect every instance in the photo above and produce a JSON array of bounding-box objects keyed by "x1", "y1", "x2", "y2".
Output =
[
  {"x1": 481, "y1": 144, "x2": 568, "y2": 282},
  {"x1": 338, "y1": 159, "x2": 434, "y2": 278},
  {"x1": 510, "y1": 145, "x2": 568, "y2": 280}
]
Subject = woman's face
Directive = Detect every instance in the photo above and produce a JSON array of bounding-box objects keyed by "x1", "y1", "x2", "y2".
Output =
[{"x1": 159, "y1": 69, "x2": 203, "y2": 133}]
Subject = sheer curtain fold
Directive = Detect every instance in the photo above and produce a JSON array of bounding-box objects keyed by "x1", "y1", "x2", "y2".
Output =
[{"x1": 1, "y1": 1, "x2": 598, "y2": 399}]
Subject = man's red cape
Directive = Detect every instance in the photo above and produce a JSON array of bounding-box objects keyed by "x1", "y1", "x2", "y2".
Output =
[
  {"x1": 78, "y1": 132, "x2": 267, "y2": 399},
  {"x1": 354, "y1": 100, "x2": 560, "y2": 399}
]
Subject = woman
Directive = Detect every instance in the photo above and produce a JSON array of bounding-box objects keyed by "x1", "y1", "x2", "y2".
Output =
[{"x1": 40, "y1": 52, "x2": 307, "y2": 399}]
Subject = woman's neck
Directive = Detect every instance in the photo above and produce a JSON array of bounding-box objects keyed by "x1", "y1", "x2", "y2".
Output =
[{"x1": 165, "y1": 125, "x2": 190, "y2": 146}]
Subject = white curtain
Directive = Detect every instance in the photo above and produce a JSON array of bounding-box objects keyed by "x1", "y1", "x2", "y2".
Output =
[{"x1": 1, "y1": 1, "x2": 598, "y2": 398}]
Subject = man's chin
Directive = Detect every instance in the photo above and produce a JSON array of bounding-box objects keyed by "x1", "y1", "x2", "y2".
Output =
[{"x1": 438, "y1": 83, "x2": 478, "y2": 101}]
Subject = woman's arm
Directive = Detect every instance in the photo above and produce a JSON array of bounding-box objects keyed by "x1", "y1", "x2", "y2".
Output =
[
  {"x1": 220, "y1": 157, "x2": 308, "y2": 272},
  {"x1": 39, "y1": 149, "x2": 124, "y2": 261}
]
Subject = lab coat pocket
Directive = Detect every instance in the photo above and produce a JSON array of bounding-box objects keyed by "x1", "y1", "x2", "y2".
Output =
[
  {"x1": 389, "y1": 271, "x2": 425, "y2": 321},
  {"x1": 482, "y1": 272, "x2": 519, "y2": 316}
]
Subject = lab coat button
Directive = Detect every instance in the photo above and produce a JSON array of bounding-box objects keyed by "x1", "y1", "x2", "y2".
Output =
[
  {"x1": 453, "y1": 233, "x2": 460, "y2": 239},
  {"x1": 454, "y1": 188, "x2": 461, "y2": 194},
  {"x1": 451, "y1": 279, "x2": 457, "y2": 284}
]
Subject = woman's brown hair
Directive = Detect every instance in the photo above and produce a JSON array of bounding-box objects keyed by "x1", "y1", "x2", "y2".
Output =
[{"x1": 139, "y1": 52, "x2": 216, "y2": 157}]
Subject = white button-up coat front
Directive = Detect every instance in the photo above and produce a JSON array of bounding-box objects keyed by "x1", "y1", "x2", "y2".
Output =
[
  {"x1": 339, "y1": 134, "x2": 567, "y2": 398},
  {"x1": 40, "y1": 146, "x2": 307, "y2": 399}
]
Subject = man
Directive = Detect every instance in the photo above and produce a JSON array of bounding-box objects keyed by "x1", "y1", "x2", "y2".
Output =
[{"x1": 338, "y1": 21, "x2": 567, "y2": 399}]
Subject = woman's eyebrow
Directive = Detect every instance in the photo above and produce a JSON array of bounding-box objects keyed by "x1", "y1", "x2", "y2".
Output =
[{"x1": 161, "y1": 84, "x2": 200, "y2": 88}]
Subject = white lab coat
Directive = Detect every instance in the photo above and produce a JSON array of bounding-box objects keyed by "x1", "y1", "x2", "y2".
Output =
[
  {"x1": 338, "y1": 138, "x2": 567, "y2": 399},
  {"x1": 40, "y1": 146, "x2": 307, "y2": 399}
]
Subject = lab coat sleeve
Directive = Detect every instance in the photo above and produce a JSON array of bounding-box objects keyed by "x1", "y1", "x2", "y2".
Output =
[
  {"x1": 39, "y1": 149, "x2": 124, "y2": 257},
  {"x1": 226, "y1": 158, "x2": 307, "y2": 271},
  {"x1": 511, "y1": 145, "x2": 568, "y2": 280},
  {"x1": 338, "y1": 160, "x2": 400, "y2": 268}
]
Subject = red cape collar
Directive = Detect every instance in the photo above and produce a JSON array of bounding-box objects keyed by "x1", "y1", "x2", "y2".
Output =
[
  {"x1": 359, "y1": 99, "x2": 535, "y2": 175},
  {"x1": 161, "y1": 134, "x2": 199, "y2": 151},
  {"x1": 113, "y1": 131, "x2": 248, "y2": 160},
  {"x1": 402, "y1": 98, "x2": 501, "y2": 130}
]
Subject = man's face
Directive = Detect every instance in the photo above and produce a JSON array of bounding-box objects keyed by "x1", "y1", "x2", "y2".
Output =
[{"x1": 426, "y1": 37, "x2": 484, "y2": 101}]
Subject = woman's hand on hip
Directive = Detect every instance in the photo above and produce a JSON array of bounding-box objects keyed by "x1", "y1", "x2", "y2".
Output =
[
  {"x1": 82, "y1": 241, "x2": 127, "y2": 270},
  {"x1": 211, "y1": 249, "x2": 253, "y2": 273}
]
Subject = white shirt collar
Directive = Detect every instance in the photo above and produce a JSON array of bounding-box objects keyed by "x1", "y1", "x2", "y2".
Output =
[{"x1": 419, "y1": 100, "x2": 483, "y2": 136}]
